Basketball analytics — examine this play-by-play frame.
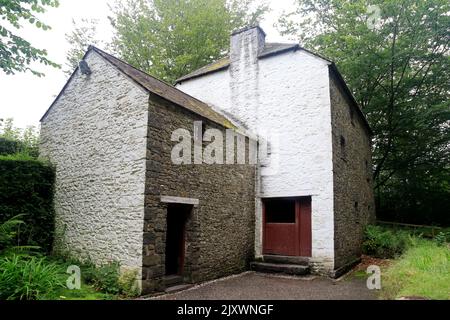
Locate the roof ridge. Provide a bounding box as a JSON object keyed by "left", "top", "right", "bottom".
{"left": 91, "top": 47, "right": 237, "bottom": 129}
{"left": 175, "top": 42, "right": 303, "bottom": 83}
{"left": 176, "top": 56, "right": 231, "bottom": 83}
{"left": 41, "top": 46, "right": 237, "bottom": 129}
{"left": 90, "top": 46, "right": 175, "bottom": 88}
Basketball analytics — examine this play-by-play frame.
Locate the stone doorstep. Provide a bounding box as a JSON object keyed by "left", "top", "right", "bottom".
{"left": 164, "top": 284, "right": 194, "bottom": 294}
{"left": 250, "top": 261, "right": 310, "bottom": 276}
{"left": 164, "top": 274, "right": 184, "bottom": 287}
{"left": 261, "top": 254, "right": 310, "bottom": 266}
{"left": 163, "top": 274, "right": 193, "bottom": 294}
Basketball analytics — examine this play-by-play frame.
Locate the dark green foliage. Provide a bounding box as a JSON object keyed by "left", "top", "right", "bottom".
{"left": 377, "top": 169, "right": 450, "bottom": 225}
{"left": 0, "top": 214, "right": 39, "bottom": 255}
{"left": 55, "top": 254, "right": 121, "bottom": 294}
{"left": 110, "top": 0, "right": 268, "bottom": 83}
{"left": 0, "top": 254, "right": 63, "bottom": 300}
{"left": 0, "top": 157, "right": 55, "bottom": 252}
{"left": 0, "top": 215, "right": 25, "bottom": 251}
{"left": 82, "top": 261, "right": 138, "bottom": 297}
{"left": 82, "top": 261, "right": 121, "bottom": 295}
{"left": 53, "top": 254, "right": 138, "bottom": 297}
{"left": 0, "top": 138, "right": 22, "bottom": 156}
{"left": 279, "top": 0, "right": 450, "bottom": 225}
{"left": 434, "top": 231, "right": 450, "bottom": 247}
{"left": 0, "top": 119, "right": 40, "bottom": 159}
{"left": 362, "top": 225, "right": 415, "bottom": 258}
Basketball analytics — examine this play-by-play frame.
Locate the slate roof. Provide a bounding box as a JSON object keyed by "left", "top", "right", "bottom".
{"left": 176, "top": 57, "right": 231, "bottom": 83}
{"left": 176, "top": 43, "right": 300, "bottom": 83}
{"left": 175, "top": 43, "right": 373, "bottom": 135}
{"left": 40, "top": 46, "right": 237, "bottom": 129}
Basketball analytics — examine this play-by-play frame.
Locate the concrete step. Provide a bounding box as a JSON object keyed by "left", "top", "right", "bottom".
{"left": 250, "top": 261, "right": 310, "bottom": 275}
{"left": 262, "top": 255, "right": 309, "bottom": 266}
{"left": 164, "top": 275, "right": 184, "bottom": 287}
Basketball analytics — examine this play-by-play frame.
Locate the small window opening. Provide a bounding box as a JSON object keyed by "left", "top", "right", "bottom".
{"left": 340, "top": 135, "right": 348, "bottom": 161}
{"left": 340, "top": 135, "right": 346, "bottom": 147}
{"left": 264, "top": 198, "right": 296, "bottom": 223}
{"left": 350, "top": 107, "right": 355, "bottom": 126}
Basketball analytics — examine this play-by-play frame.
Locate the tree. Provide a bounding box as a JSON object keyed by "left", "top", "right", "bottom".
{"left": 278, "top": 0, "right": 450, "bottom": 224}
{"left": 0, "top": 0, "right": 60, "bottom": 76}
{"left": 64, "top": 18, "right": 104, "bottom": 75}
{"left": 0, "top": 118, "right": 39, "bottom": 158}
{"left": 109, "top": 0, "right": 268, "bottom": 83}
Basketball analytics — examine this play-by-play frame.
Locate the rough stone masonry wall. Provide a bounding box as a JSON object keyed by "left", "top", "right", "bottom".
{"left": 330, "top": 73, "right": 376, "bottom": 271}
{"left": 40, "top": 51, "right": 148, "bottom": 281}
{"left": 142, "top": 94, "right": 256, "bottom": 293}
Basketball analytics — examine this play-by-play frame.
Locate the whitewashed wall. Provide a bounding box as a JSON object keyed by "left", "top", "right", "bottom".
{"left": 40, "top": 51, "right": 149, "bottom": 280}
{"left": 177, "top": 43, "right": 335, "bottom": 271}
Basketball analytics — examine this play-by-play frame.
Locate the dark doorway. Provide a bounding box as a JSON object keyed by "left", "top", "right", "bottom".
{"left": 263, "top": 197, "right": 312, "bottom": 257}
{"left": 165, "top": 204, "right": 191, "bottom": 276}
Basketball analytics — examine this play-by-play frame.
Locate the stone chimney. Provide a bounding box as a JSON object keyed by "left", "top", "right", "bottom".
{"left": 229, "top": 26, "right": 266, "bottom": 132}
{"left": 230, "top": 26, "right": 266, "bottom": 63}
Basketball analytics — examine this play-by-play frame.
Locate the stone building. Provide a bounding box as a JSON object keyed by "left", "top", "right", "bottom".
{"left": 40, "top": 26, "right": 375, "bottom": 294}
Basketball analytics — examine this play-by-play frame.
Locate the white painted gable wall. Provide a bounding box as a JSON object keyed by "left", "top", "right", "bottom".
{"left": 176, "top": 29, "right": 335, "bottom": 271}
{"left": 40, "top": 51, "right": 148, "bottom": 283}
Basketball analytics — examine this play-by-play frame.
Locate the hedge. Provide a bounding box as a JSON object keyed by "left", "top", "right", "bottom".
{"left": 0, "top": 138, "right": 22, "bottom": 156}
{"left": 0, "top": 156, "right": 55, "bottom": 252}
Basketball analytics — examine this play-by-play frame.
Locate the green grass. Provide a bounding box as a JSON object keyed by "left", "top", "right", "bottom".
{"left": 42, "top": 282, "right": 114, "bottom": 300}
{"left": 0, "top": 254, "right": 116, "bottom": 300}
{"left": 40, "top": 256, "right": 139, "bottom": 300}
{"left": 381, "top": 240, "right": 450, "bottom": 300}
{"left": 0, "top": 255, "right": 63, "bottom": 300}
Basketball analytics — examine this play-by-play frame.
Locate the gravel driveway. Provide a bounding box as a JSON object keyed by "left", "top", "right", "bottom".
{"left": 149, "top": 272, "right": 377, "bottom": 300}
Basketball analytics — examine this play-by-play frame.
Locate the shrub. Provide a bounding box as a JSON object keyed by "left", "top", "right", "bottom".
{"left": 0, "top": 215, "right": 39, "bottom": 255}
{"left": 82, "top": 261, "right": 121, "bottom": 295}
{"left": 0, "top": 138, "right": 22, "bottom": 156}
{"left": 0, "top": 157, "right": 55, "bottom": 252}
{"left": 0, "top": 215, "right": 25, "bottom": 252}
{"left": 434, "top": 231, "right": 450, "bottom": 247}
{"left": 84, "top": 263, "right": 140, "bottom": 297}
{"left": 0, "top": 119, "right": 40, "bottom": 158}
{"left": 0, "top": 255, "right": 63, "bottom": 300}
{"left": 118, "top": 269, "right": 140, "bottom": 297}
{"left": 362, "top": 225, "right": 416, "bottom": 258}
{"left": 54, "top": 254, "right": 139, "bottom": 297}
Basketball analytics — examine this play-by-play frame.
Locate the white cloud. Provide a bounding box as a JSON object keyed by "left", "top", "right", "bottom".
{"left": 0, "top": 0, "right": 294, "bottom": 129}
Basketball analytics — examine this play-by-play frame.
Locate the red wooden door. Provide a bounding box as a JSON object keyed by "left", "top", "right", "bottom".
{"left": 298, "top": 198, "right": 312, "bottom": 257}
{"left": 263, "top": 197, "right": 311, "bottom": 257}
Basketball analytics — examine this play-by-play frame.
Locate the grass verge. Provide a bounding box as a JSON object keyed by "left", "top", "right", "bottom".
{"left": 381, "top": 240, "right": 450, "bottom": 300}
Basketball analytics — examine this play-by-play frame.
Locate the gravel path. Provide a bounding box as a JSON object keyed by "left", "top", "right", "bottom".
{"left": 150, "top": 272, "right": 377, "bottom": 300}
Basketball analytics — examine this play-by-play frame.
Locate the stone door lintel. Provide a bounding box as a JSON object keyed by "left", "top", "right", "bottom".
{"left": 160, "top": 196, "right": 199, "bottom": 207}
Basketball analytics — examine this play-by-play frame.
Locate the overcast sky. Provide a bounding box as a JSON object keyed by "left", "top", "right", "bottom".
{"left": 0, "top": 0, "right": 296, "bottom": 130}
